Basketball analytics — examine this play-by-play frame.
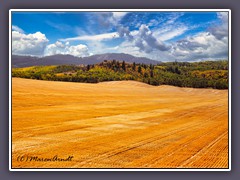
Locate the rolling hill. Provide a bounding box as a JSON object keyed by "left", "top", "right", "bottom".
{"left": 12, "top": 78, "right": 228, "bottom": 168}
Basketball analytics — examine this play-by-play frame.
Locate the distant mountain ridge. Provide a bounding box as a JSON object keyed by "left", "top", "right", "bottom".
{"left": 12, "top": 53, "right": 161, "bottom": 68}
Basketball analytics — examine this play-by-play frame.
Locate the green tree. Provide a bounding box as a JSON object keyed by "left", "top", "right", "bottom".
{"left": 150, "top": 70, "right": 154, "bottom": 78}
{"left": 87, "top": 64, "right": 90, "bottom": 71}
{"left": 138, "top": 66, "right": 142, "bottom": 74}
{"left": 132, "top": 62, "right": 136, "bottom": 71}
{"left": 122, "top": 61, "right": 126, "bottom": 71}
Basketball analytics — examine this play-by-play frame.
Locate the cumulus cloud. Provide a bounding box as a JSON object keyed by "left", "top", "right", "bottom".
{"left": 115, "top": 40, "right": 150, "bottom": 58}
{"left": 111, "top": 13, "right": 186, "bottom": 56}
{"left": 12, "top": 31, "right": 49, "bottom": 56}
{"left": 136, "top": 25, "right": 170, "bottom": 52}
{"left": 116, "top": 16, "right": 229, "bottom": 62}
{"left": 170, "top": 31, "right": 228, "bottom": 61}
{"left": 168, "top": 12, "right": 229, "bottom": 61}
{"left": 119, "top": 24, "right": 170, "bottom": 54}
{"left": 13, "top": 11, "right": 228, "bottom": 61}
{"left": 11, "top": 29, "right": 89, "bottom": 57}
{"left": 209, "top": 12, "right": 228, "bottom": 40}
{"left": 59, "top": 12, "right": 172, "bottom": 57}
{"left": 96, "top": 12, "right": 134, "bottom": 40}
{"left": 217, "top": 12, "right": 228, "bottom": 22}
{"left": 44, "top": 41, "right": 66, "bottom": 55}
{"left": 117, "top": 26, "right": 133, "bottom": 40}
{"left": 67, "top": 44, "right": 89, "bottom": 57}
{"left": 96, "top": 12, "right": 228, "bottom": 61}
{"left": 44, "top": 41, "right": 89, "bottom": 57}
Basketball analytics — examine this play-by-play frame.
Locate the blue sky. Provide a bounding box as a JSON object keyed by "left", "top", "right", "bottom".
{"left": 11, "top": 11, "right": 229, "bottom": 61}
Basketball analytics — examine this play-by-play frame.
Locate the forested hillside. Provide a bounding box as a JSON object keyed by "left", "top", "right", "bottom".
{"left": 12, "top": 60, "right": 228, "bottom": 89}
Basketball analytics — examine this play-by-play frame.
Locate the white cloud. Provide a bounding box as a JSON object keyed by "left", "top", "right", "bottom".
{"left": 114, "top": 40, "right": 173, "bottom": 61}
{"left": 44, "top": 41, "right": 89, "bottom": 57}
{"left": 124, "top": 11, "right": 228, "bottom": 61}
{"left": 60, "top": 32, "right": 119, "bottom": 42}
{"left": 153, "top": 26, "right": 188, "bottom": 41}
{"left": 147, "top": 19, "right": 160, "bottom": 27}
{"left": 12, "top": 25, "right": 24, "bottom": 33}
{"left": 132, "top": 24, "right": 170, "bottom": 53}
{"left": 115, "top": 41, "right": 148, "bottom": 57}
{"left": 112, "top": 12, "right": 128, "bottom": 21}
{"left": 44, "top": 41, "right": 66, "bottom": 55}
{"left": 12, "top": 12, "right": 227, "bottom": 62}
{"left": 114, "top": 25, "right": 228, "bottom": 62}
{"left": 217, "top": 12, "right": 228, "bottom": 23}
{"left": 170, "top": 32, "right": 228, "bottom": 61}
{"left": 165, "top": 12, "right": 184, "bottom": 25}
{"left": 148, "top": 13, "right": 189, "bottom": 42}
{"left": 12, "top": 31, "right": 49, "bottom": 56}
{"left": 168, "top": 12, "right": 229, "bottom": 61}
{"left": 84, "top": 40, "right": 113, "bottom": 55}
{"left": 210, "top": 12, "right": 228, "bottom": 40}
{"left": 97, "top": 12, "right": 128, "bottom": 27}
{"left": 130, "top": 30, "right": 138, "bottom": 36}
{"left": 67, "top": 44, "right": 89, "bottom": 57}
{"left": 46, "top": 21, "right": 72, "bottom": 32}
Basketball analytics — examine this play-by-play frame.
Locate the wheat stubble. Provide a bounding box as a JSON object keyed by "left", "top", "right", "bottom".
{"left": 12, "top": 78, "right": 228, "bottom": 168}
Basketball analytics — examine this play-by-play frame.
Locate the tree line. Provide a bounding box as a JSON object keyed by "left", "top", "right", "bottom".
{"left": 12, "top": 60, "right": 228, "bottom": 89}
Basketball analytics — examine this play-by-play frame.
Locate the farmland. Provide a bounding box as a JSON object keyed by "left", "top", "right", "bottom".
{"left": 12, "top": 78, "right": 228, "bottom": 168}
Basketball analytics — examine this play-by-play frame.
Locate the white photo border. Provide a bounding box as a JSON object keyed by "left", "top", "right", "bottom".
{"left": 9, "top": 9, "right": 231, "bottom": 171}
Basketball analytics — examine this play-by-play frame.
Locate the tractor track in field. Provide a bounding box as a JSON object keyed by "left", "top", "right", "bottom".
{"left": 74, "top": 111, "right": 227, "bottom": 167}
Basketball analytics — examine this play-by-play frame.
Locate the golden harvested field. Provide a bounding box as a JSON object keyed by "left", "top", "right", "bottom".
{"left": 12, "top": 78, "right": 229, "bottom": 169}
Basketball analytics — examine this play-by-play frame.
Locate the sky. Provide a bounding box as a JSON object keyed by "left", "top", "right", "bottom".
{"left": 11, "top": 11, "right": 229, "bottom": 62}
